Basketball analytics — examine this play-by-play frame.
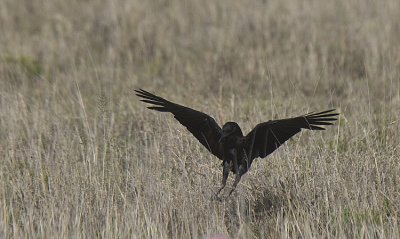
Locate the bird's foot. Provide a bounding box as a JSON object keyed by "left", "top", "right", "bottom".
{"left": 228, "top": 188, "right": 236, "bottom": 197}
{"left": 211, "top": 192, "right": 225, "bottom": 202}
{"left": 213, "top": 195, "right": 223, "bottom": 202}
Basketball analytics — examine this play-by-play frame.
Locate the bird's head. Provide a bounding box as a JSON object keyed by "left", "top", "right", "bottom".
{"left": 219, "top": 122, "right": 243, "bottom": 143}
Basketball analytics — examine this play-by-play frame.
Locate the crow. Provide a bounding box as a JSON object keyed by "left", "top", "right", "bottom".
{"left": 135, "top": 89, "right": 338, "bottom": 195}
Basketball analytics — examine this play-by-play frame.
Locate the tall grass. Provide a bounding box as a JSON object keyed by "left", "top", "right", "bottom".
{"left": 1, "top": 0, "right": 399, "bottom": 238}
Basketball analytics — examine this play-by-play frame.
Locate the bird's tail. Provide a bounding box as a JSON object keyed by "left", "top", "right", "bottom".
{"left": 303, "top": 109, "right": 339, "bottom": 130}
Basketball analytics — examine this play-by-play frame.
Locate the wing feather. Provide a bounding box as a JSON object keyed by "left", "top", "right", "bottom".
{"left": 244, "top": 109, "right": 338, "bottom": 162}
{"left": 135, "top": 89, "right": 223, "bottom": 159}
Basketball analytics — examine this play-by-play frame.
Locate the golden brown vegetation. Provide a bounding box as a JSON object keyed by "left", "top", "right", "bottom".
{"left": 1, "top": 0, "right": 399, "bottom": 238}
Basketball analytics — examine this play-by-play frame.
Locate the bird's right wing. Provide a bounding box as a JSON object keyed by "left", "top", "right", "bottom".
{"left": 135, "top": 89, "right": 223, "bottom": 160}
{"left": 244, "top": 109, "right": 338, "bottom": 161}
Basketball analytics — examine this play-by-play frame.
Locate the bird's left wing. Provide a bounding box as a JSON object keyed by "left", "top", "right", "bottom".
{"left": 135, "top": 89, "right": 223, "bottom": 160}
{"left": 244, "top": 109, "right": 338, "bottom": 162}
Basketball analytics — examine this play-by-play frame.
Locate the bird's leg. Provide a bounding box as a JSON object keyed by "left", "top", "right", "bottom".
{"left": 229, "top": 176, "right": 241, "bottom": 196}
{"left": 217, "top": 161, "right": 230, "bottom": 196}
{"left": 229, "top": 153, "right": 241, "bottom": 196}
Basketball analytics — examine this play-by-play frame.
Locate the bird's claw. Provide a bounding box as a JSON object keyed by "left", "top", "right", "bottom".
{"left": 211, "top": 192, "right": 224, "bottom": 202}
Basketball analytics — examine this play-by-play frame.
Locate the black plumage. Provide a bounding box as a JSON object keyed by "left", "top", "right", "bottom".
{"left": 135, "top": 89, "right": 339, "bottom": 195}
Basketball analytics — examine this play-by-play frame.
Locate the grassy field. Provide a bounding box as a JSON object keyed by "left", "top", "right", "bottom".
{"left": 1, "top": 0, "right": 400, "bottom": 238}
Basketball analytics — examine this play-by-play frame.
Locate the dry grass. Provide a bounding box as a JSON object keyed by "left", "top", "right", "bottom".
{"left": 1, "top": 0, "right": 400, "bottom": 238}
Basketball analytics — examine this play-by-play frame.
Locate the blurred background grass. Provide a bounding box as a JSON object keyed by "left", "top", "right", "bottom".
{"left": 0, "top": 0, "right": 399, "bottom": 238}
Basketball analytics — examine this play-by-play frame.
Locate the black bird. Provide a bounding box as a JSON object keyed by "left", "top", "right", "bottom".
{"left": 135, "top": 89, "right": 338, "bottom": 195}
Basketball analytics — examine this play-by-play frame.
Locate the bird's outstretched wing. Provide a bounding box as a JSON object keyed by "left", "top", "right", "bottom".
{"left": 244, "top": 109, "right": 338, "bottom": 162}
{"left": 135, "top": 89, "right": 223, "bottom": 159}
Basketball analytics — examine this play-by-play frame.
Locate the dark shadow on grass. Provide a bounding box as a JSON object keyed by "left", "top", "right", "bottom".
{"left": 252, "top": 188, "right": 285, "bottom": 219}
